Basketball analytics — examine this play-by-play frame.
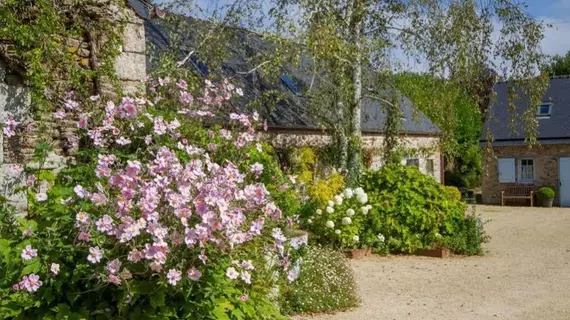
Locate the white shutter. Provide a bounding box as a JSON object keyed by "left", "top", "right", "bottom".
{"left": 498, "top": 158, "right": 516, "bottom": 183}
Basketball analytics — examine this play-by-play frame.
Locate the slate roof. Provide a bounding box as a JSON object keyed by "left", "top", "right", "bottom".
{"left": 129, "top": 0, "right": 440, "bottom": 136}
{"left": 482, "top": 77, "right": 570, "bottom": 145}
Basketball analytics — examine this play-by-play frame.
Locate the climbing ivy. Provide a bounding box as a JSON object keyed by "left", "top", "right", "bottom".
{"left": 0, "top": 0, "right": 125, "bottom": 115}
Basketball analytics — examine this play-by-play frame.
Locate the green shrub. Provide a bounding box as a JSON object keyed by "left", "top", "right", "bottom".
{"left": 280, "top": 246, "right": 359, "bottom": 314}
{"left": 537, "top": 187, "right": 555, "bottom": 200}
{"left": 445, "top": 186, "right": 462, "bottom": 201}
{"left": 443, "top": 213, "right": 489, "bottom": 256}
{"left": 361, "top": 165, "right": 466, "bottom": 253}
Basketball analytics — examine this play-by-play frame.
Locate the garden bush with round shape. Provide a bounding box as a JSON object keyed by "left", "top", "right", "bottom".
{"left": 361, "top": 165, "right": 466, "bottom": 253}
{"left": 0, "top": 78, "right": 307, "bottom": 319}
{"left": 536, "top": 187, "right": 555, "bottom": 200}
{"left": 280, "top": 246, "right": 358, "bottom": 314}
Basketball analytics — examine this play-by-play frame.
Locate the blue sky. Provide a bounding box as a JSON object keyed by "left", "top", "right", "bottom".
{"left": 158, "top": 0, "right": 570, "bottom": 57}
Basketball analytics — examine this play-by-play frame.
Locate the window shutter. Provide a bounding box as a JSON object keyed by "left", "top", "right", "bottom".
{"left": 498, "top": 158, "right": 516, "bottom": 183}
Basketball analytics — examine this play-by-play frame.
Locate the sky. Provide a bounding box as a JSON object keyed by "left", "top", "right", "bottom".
{"left": 158, "top": 0, "right": 570, "bottom": 58}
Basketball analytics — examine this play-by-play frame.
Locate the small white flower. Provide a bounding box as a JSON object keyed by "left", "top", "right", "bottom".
{"left": 316, "top": 209, "right": 322, "bottom": 215}
{"left": 335, "top": 229, "right": 341, "bottom": 235}
{"left": 357, "top": 193, "right": 368, "bottom": 204}
{"left": 353, "top": 235, "right": 359, "bottom": 242}
{"left": 307, "top": 219, "right": 313, "bottom": 224}
{"left": 50, "top": 263, "right": 60, "bottom": 275}
{"left": 361, "top": 205, "right": 372, "bottom": 215}
{"left": 354, "top": 187, "right": 365, "bottom": 196}
{"left": 325, "top": 220, "right": 335, "bottom": 228}
{"left": 343, "top": 188, "right": 354, "bottom": 199}
{"left": 378, "top": 233, "right": 385, "bottom": 242}
{"left": 346, "top": 208, "right": 355, "bottom": 216}
{"left": 342, "top": 217, "right": 352, "bottom": 225}
{"left": 328, "top": 200, "right": 334, "bottom": 207}
{"left": 326, "top": 206, "right": 334, "bottom": 214}
{"left": 334, "top": 195, "right": 343, "bottom": 205}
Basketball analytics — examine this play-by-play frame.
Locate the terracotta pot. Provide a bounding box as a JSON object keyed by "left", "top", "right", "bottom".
{"left": 344, "top": 248, "right": 368, "bottom": 259}
{"left": 414, "top": 248, "right": 449, "bottom": 258}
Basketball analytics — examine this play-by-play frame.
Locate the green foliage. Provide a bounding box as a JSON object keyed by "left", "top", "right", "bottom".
{"left": 361, "top": 165, "right": 466, "bottom": 253}
{"left": 445, "top": 186, "right": 462, "bottom": 202}
{"left": 443, "top": 211, "right": 489, "bottom": 256}
{"left": 280, "top": 246, "right": 358, "bottom": 315}
{"left": 396, "top": 73, "right": 483, "bottom": 188}
{"left": 545, "top": 51, "right": 570, "bottom": 76}
{"left": 537, "top": 187, "right": 555, "bottom": 200}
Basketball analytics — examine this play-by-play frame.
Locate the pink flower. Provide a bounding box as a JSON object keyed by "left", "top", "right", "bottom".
{"left": 90, "top": 95, "right": 100, "bottom": 102}
{"left": 150, "top": 261, "right": 163, "bottom": 272}
{"left": 96, "top": 215, "right": 114, "bottom": 234}
{"left": 107, "top": 259, "right": 122, "bottom": 274}
{"left": 3, "top": 114, "right": 18, "bottom": 137}
{"left": 22, "top": 228, "right": 33, "bottom": 237}
{"left": 50, "top": 263, "right": 60, "bottom": 275}
{"left": 108, "top": 274, "right": 122, "bottom": 285}
{"left": 117, "top": 97, "right": 138, "bottom": 119}
{"left": 74, "top": 185, "right": 88, "bottom": 198}
{"left": 78, "top": 232, "right": 91, "bottom": 242}
{"left": 240, "top": 271, "right": 251, "bottom": 284}
{"left": 167, "top": 269, "right": 182, "bottom": 286}
{"left": 53, "top": 109, "right": 66, "bottom": 119}
{"left": 250, "top": 163, "right": 264, "bottom": 176}
{"left": 177, "top": 79, "right": 188, "bottom": 90}
{"left": 153, "top": 117, "right": 168, "bottom": 135}
{"left": 35, "top": 192, "right": 47, "bottom": 202}
{"left": 21, "top": 245, "right": 38, "bottom": 260}
{"left": 241, "top": 260, "right": 254, "bottom": 271}
{"left": 116, "top": 137, "right": 131, "bottom": 145}
{"left": 240, "top": 294, "right": 248, "bottom": 302}
{"left": 87, "top": 246, "right": 103, "bottom": 264}
{"left": 128, "top": 249, "right": 143, "bottom": 262}
{"left": 226, "top": 267, "right": 239, "bottom": 280}
{"left": 77, "top": 114, "right": 89, "bottom": 129}
{"left": 22, "top": 274, "right": 43, "bottom": 292}
{"left": 187, "top": 267, "right": 202, "bottom": 281}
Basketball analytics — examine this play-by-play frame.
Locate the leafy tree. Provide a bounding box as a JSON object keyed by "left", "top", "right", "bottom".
{"left": 545, "top": 51, "right": 570, "bottom": 76}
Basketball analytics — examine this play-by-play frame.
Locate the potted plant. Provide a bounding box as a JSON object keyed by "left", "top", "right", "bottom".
{"left": 537, "top": 187, "right": 555, "bottom": 207}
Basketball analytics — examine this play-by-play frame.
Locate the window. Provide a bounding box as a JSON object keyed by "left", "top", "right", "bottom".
{"left": 406, "top": 158, "right": 419, "bottom": 167}
{"left": 537, "top": 103, "right": 552, "bottom": 117}
{"left": 519, "top": 158, "right": 535, "bottom": 182}
{"left": 426, "top": 159, "right": 435, "bottom": 176}
{"left": 280, "top": 74, "right": 302, "bottom": 96}
{"left": 498, "top": 158, "right": 516, "bottom": 183}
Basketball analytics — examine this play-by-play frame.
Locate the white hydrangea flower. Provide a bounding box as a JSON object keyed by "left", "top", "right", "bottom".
{"left": 353, "top": 235, "right": 359, "bottom": 242}
{"left": 328, "top": 200, "right": 335, "bottom": 207}
{"left": 343, "top": 188, "right": 354, "bottom": 199}
{"left": 357, "top": 193, "right": 368, "bottom": 204}
{"left": 326, "top": 206, "right": 334, "bottom": 214}
{"left": 326, "top": 220, "right": 335, "bottom": 228}
{"left": 346, "top": 208, "right": 355, "bottom": 216}
{"left": 377, "top": 233, "right": 385, "bottom": 242}
{"left": 361, "top": 204, "right": 372, "bottom": 215}
{"left": 307, "top": 219, "right": 313, "bottom": 224}
{"left": 354, "top": 187, "right": 365, "bottom": 196}
{"left": 341, "top": 217, "right": 352, "bottom": 225}
{"left": 316, "top": 209, "right": 322, "bottom": 215}
{"left": 334, "top": 195, "right": 343, "bottom": 205}
{"left": 335, "top": 229, "right": 341, "bottom": 235}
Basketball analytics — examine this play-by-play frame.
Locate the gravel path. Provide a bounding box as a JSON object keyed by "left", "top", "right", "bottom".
{"left": 296, "top": 205, "right": 570, "bottom": 320}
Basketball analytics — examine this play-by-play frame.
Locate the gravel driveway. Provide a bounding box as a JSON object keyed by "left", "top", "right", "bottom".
{"left": 296, "top": 205, "right": 570, "bottom": 320}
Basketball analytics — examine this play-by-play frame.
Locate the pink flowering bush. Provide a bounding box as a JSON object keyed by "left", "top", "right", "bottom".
{"left": 0, "top": 78, "right": 306, "bottom": 319}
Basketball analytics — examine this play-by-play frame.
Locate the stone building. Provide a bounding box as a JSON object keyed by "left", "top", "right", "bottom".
{"left": 1, "top": 0, "right": 443, "bottom": 208}
{"left": 481, "top": 77, "right": 570, "bottom": 206}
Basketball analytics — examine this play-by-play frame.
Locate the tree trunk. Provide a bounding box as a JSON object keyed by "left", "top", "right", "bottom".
{"left": 345, "top": 0, "right": 363, "bottom": 186}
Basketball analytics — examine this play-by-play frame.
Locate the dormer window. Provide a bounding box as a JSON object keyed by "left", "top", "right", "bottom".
{"left": 537, "top": 103, "right": 552, "bottom": 117}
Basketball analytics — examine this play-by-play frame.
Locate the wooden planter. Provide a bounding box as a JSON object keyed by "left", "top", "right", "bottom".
{"left": 345, "top": 248, "right": 372, "bottom": 259}
{"left": 414, "top": 248, "right": 449, "bottom": 258}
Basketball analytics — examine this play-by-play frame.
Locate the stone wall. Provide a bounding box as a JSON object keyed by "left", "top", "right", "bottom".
{"left": 482, "top": 144, "right": 570, "bottom": 205}
{"left": 0, "top": 4, "right": 147, "bottom": 208}
{"left": 270, "top": 131, "right": 443, "bottom": 182}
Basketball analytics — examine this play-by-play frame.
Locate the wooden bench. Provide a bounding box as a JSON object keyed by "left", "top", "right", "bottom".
{"left": 501, "top": 185, "right": 534, "bottom": 207}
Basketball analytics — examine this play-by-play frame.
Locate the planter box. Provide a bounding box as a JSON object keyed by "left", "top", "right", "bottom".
{"left": 414, "top": 248, "right": 449, "bottom": 258}
{"left": 541, "top": 198, "right": 554, "bottom": 207}
{"left": 344, "top": 248, "right": 371, "bottom": 259}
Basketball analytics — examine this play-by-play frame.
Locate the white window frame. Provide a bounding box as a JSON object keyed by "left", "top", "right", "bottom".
{"left": 426, "top": 159, "right": 435, "bottom": 176}
{"left": 537, "top": 102, "right": 552, "bottom": 117}
{"left": 518, "top": 158, "right": 536, "bottom": 183}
